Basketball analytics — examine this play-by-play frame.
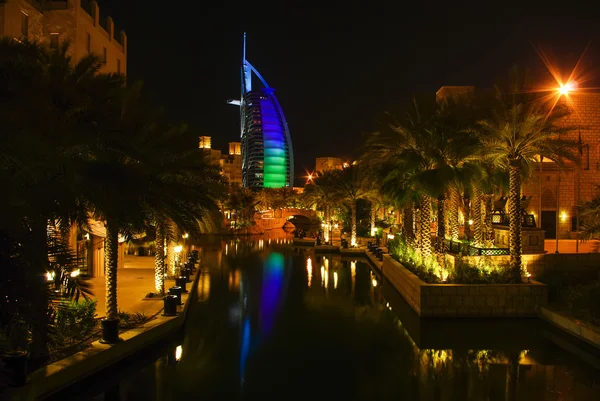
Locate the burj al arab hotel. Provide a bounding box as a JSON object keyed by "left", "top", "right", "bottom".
{"left": 227, "top": 33, "right": 294, "bottom": 189}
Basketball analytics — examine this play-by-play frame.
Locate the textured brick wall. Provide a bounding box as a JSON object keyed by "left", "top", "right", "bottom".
{"left": 523, "top": 93, "right": 600, "bottom": 238}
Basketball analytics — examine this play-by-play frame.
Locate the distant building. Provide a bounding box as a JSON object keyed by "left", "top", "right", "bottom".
{"left": 315, "top": 157, "right": 343, "bottom": 173}
{"left": 199, "top": 136, "right": 243, "bottom": 186}
{"left": 227, "top": 33, "right": 294, "bottom": 189}
{"left": 229, "top": 141, "right": 241, "bottom": 155}
{"left": 0, "top": 0, "right": 127, "bottom": 75}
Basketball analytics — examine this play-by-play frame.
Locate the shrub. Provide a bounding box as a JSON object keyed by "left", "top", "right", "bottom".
{"left": 53, "top": 299, "right": 97, "bottom": 345}
{"left": 388, "top": 235, "right": 513, "bottom": 284}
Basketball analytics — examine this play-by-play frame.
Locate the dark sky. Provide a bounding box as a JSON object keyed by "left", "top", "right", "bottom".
{"left": 98, "top": 1, "right": 600, "bottom": 184}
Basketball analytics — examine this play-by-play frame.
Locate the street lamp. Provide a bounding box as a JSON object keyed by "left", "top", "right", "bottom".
{"left": 174, "top": 245, "right": 183, "bottom": 274}
{"left": 558, "top": 82, "right": 575, "bottom": 96}
{"left": 182, "top": 233, "right": 189, "bottom": 260}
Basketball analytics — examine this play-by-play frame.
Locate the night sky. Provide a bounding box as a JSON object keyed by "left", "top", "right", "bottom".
{"left": 98, "top": 1, "right": 600, "bottom": 185}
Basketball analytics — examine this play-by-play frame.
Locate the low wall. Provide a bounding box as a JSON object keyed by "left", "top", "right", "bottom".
{"left": 9, "top": 266, "right": 202, "bottom": 400}
{"left": 446, "top": 252, "right": 600, "bottom": 281}
{"left": 381, "top": 255, "right": 548, "bottom": 317}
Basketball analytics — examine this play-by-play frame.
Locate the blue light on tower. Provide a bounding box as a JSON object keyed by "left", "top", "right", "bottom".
{"left": 227, "top": 33, "right": 294, "bottom": 189}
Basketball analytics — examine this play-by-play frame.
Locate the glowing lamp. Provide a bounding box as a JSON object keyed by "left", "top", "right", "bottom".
{"left": 174, "top": 245, "right": 183, "bottom": 253}
{"left": 558, "top": 82, "right": 576, "bottom": 95}
{"left": 175, "top": 345, "right": 183, "bottom": 361}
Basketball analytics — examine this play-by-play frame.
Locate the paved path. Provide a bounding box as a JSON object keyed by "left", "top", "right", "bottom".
{"left": 88, "top": 255, "right": 185, "bottom": 319}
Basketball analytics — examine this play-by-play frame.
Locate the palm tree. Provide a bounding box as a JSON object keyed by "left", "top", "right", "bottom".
{"left": 364, "top": 98, "right": 481, "bottom": 257}
{"left": 477, "top": 101, "right": 579, "bottom": 281}
{"left": 0, "top": 38, "right": 125, "bottom": 361}
{"left": 328, "top": 164, "right": 376, "bottom": 247}
{"left": 303, "top": 169, "right": 341, "bottom": 226}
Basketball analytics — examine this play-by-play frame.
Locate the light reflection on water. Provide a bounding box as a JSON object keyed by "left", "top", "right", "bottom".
{"left": 56, "top": 231, "right": 600, "bottom": 401}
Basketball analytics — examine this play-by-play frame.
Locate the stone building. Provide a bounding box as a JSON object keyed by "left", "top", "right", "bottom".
{"left": 522, "top": 93, "right": 600, "bottom": 239}
{"left": 0, "top": 0, "right": 126, "bottom": 75}
{"left": 200, "top": 136, "right": 243, "bottom": 186}
{"left": 1, "top": 0, "right": 127, "bottom": 277}
{"left": 315, "top": 157, "right": 343, "bottom": 173}
{"left": 437, "top": 86, "right": 600, "bottom": 240}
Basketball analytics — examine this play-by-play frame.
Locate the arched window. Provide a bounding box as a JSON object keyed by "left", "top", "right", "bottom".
{"left": 541, "top": 188, "right": 556, "bottom": 210}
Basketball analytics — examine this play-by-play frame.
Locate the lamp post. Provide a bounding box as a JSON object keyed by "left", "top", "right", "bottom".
{"left": 182, "top": 233, "right": 189, "bottom": 260}
{"left": 174, "top": 245, "right": 183, "bottom": 275}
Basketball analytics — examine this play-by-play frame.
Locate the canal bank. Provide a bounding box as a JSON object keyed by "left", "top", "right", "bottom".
{"left": 4, "top": 266, "right": 201, "bottom": 401}
{"left": 18, "top": 233, "right": 600, "bottom": 400}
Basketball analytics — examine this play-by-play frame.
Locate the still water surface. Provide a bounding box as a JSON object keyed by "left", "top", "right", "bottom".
{"left": 59, "top": 231, "right": 600, "bottom": 400}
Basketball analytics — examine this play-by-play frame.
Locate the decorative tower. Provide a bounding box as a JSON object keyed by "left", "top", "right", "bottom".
{"left": 227, "top": 33, "right": 294, "bottom": 189}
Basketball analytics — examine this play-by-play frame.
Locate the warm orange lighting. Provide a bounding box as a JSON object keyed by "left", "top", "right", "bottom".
{"left": 558, "top": 82, "right": 575, "bottom": 95}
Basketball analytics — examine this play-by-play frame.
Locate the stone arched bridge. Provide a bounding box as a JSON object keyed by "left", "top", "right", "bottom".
{"left": 276, "top": 207, "right": 317, "bottom": 220}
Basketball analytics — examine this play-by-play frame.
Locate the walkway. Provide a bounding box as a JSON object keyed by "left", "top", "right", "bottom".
{"left": 88, "top": 255, "right": 179, "bottom": 319}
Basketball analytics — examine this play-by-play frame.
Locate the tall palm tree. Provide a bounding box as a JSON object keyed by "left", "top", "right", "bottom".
{"left": 364, "top": 98, "right": 481, "bottom": 257}
{"left": 329, "top": 164, "right": 376, "bottom": 247}
{"left": 477, "top": 101, "right": 579, "bottom": 281}
{"left": 0, "top": 38, "right": 125, "bottom": 361}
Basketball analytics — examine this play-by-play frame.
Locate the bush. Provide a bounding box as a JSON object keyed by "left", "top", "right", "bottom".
{"left": 53, "top": 299, "right": 97, "bottom": 346}
{"left": 118, "top": 310, "right": 150, "bottom": 329}
{"left": 388, "top": 236, "right": 513, "bottom": 284}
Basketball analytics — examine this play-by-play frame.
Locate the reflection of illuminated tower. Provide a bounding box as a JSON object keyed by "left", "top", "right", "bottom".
{"left": 227, "top": 33, "right": 294, "bottom": 189}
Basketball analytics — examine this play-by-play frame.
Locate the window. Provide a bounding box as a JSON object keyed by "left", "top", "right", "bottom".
{"left": 102, "top": 47, "right": 107, "bottom": 64}
{"left": 86, "top": 32, "right": 91, "bottom": 53}
{"left": 50, "top": 33, "right": 59, "bottom": 49}
{"left": 21, "top": 11, "right": 28, "bottom": 38}
{"left": 117, "top": 59, "right": 121, "bottom": 74}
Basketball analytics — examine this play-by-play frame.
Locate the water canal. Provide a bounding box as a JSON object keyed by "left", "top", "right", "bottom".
{"left": 53, "top": 231, "right": 600, "bottom": 401}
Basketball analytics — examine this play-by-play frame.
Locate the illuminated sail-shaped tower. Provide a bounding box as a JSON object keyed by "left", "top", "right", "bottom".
{"left": 227, "top": 33, "right": 294, "bottom": 189}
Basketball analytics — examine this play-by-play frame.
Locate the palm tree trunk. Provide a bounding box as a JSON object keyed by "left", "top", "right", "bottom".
{"left": 420, "top": 194, "right": 432, "bottom": 258}
{"left": 463, "top": 193, "right": 471, "bottom": 241}
{"left": 508, "top": 163, "right": 523, "bottom": 282}
{"left": 105, "top": 219, "right": 119, "bottom": 320}
{"left": 485, "top": 194, "right": 495, "bottom": 244}
{"left": 436, "top": 195, "right": 445, "bottom": 250}
{"left": 28, "top": 218, "right": 50, "bottom": 368}
{"left": 371, "top": 202, "right": 376, "bottom": 237}
{"left": 154, "top": 223, "right": 165, "bottom": 295}
{"left": 403, "top": 205, "right": 414, "bottom": 241}
{"left": 415, "top": 206, "right": 422, "bottom": 250}
{"left": 351, "top": 201, "right": 357, "bottom": 247}
{"left": 473, "top": 186, "right": 483, "bottom": 247}
{"left": 449, "top": 188, "right": 459, "bottom": 241}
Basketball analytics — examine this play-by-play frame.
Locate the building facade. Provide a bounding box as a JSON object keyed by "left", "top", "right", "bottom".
{"left": 437, "top": 86, "right": 600, "bottom": 239}
{"left": 522, "top": 93, "right": 600, "bottom": 239}
{"left": 200, "top": 136, "right": 243, "bottom": 186}
{"left": 228, "top": 33, "right": 294, "bottom": 189}
{"left": 0, "top": 0, "right": 126, "bottom": 75}
{"left": 1, "top": 0, "right": 127, "bottom": 277}
{"left": 315, "top": 157, "right": 343, "bottom": 173}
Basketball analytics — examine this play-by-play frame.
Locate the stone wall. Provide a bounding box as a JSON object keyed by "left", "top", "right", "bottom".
{"left": 447, "top": 252, "right": 600, "bottom": 281}
{"left": 381, "top": 255, "right": 548, "bottom": 318}
{"left": 522, "top": 93, "right": 600, "bottom": 238}
{"left": 493, "top": 225, "right": 545, "bottom": 253}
